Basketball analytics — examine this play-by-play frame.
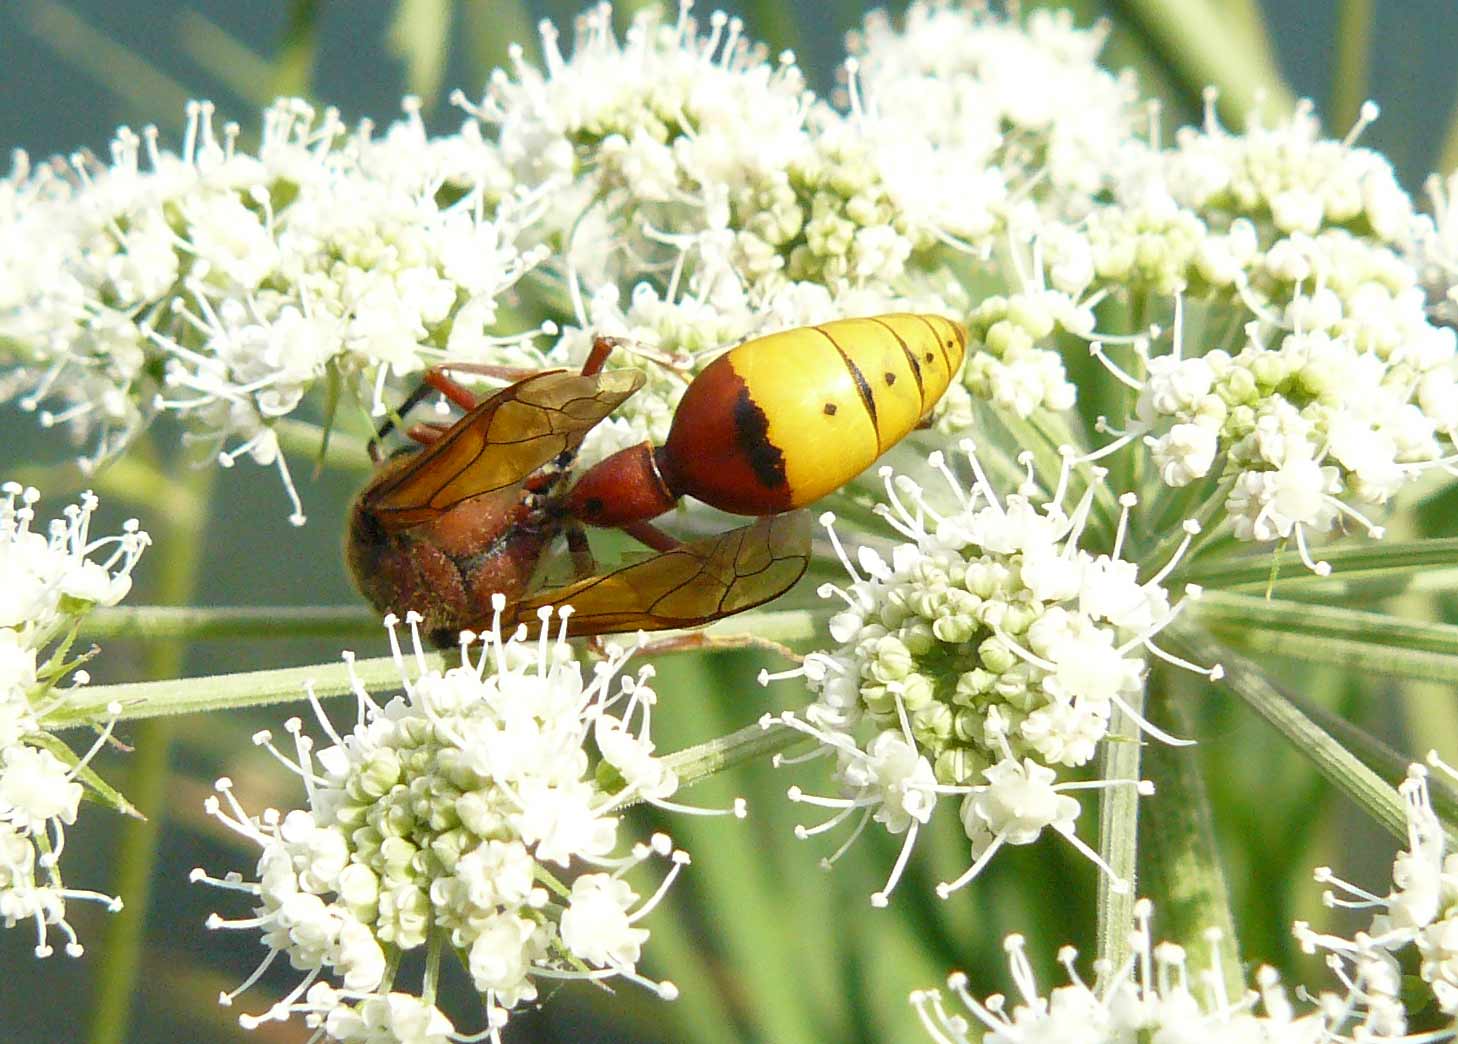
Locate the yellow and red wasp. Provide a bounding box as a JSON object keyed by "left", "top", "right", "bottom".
{"left": 346, "top": 314, "right": 968, "bottom": 644}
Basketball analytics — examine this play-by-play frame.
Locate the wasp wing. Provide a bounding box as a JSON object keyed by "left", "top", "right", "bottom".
{"left": 506, "top": 512, "right": 812, "bottom": 637}
{"left": 365, "top": 368, "right": 644, "bottom": 530}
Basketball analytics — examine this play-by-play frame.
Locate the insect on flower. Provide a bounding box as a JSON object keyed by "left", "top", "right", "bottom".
{"left": 346, "top": 314, "right": 968, "bottom": 645}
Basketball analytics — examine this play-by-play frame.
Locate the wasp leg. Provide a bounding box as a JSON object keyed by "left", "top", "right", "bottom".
{"left": 630, "top": 630, "right": 804, "bottom": 663}
{"left": 564, "top": 522, "right": 597, "bottom": 580}
{"left": 434, "top": 361, "right": 543, "bottom": 383}
{"left": 405, "top": 421, "right": 452, "bottom": 446}
{"left": 369, "top": 368, "right": 483, "bottom": 461}
{"left": 620, "top": 520, "right": 681, "bottom": 552}
{"left": 423, "top": 368, "right": 483, "bottom": 411}
{"left": 582, "top": 336, "right": 623, "bottom": 377}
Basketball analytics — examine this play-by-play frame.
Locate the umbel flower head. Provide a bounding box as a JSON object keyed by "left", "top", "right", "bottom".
{"left": 761, "top": 443, "right": 1216, "bottom": 906}
{"left": 195, "top": 602, "right": 699, "bottom": 1042}
{"left": 0, "top": 482, "right": 149, "bottom": 958}
{"left": 1, "top": 97, "right": 548, "bottom": 522}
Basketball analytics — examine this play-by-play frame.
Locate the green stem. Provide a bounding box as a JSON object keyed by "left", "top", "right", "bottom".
{"left": 88, "top": 463, "right": 212, "bottom": 1044}
{"left": 422, "top": 929, "right": 444, "bottom": 1006}
{"left": 463, "top": 0, "right": 536, "bottom": 72}
{"left": 273, "top": 417, "right": 370, "bottom": 473}
{"left": 58, "top": 609, "right": 819, "bottom": 726}
{"left": 1094, "top": 688, "right": 1145, "bottom": 987}
{"left": 663, "top": 719, "right": 807, "bottom": 789}
{"left": 745, "top": 0, "right": 803, "bottom": 58}
{"left": 1140, "top": 679, "right": 1243, "bottom": 998}
{"left": 53, "top": 650, "right": 446, "bottom": 729}
{"left": 79, "top": 605, "right": 379, "bottom": 642}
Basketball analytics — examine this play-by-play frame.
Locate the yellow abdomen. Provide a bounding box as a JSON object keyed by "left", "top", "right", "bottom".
{"left": 661, "top": 313, "right": 968, "bottom": 514}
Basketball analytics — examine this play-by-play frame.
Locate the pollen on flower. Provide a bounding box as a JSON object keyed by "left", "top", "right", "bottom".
{"left": 194, "top": 604, "right": 693, "bottom": 1041}
{"left": 760, "top": 444, "right": 1211, "bottom": 904}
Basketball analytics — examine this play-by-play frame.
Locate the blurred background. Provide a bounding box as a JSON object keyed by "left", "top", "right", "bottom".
{"left": 2, "top": 1, "right": 1457, "bottom": 1041}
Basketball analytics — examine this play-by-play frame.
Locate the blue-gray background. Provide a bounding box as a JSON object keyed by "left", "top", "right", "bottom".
{"left": 1, "top": 2, "right": 1455, "bottom": 1042}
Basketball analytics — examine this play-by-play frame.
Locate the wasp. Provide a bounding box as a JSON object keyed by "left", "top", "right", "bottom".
{"left": 346, "top": 313, "right": 968, "bottom": 644}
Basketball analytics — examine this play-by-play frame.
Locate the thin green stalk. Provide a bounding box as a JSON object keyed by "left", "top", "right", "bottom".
{"left": 1094, "top": 689, "right": 1144, "bottom": 987}
{"left": 1276, "top": 682, "right": 1458, "bottom": 828}
{"left": 1330, "top": 0, "right": 1374, "bottom": 131}
{"left": 1192, "top": 590, "right": 1458, "bottom": 659}
{"left": 88, "top": 463, "right": 211, "bottom": 1044}
{"left": 1141, "top": 679, "right": 1242, "bottom": 998}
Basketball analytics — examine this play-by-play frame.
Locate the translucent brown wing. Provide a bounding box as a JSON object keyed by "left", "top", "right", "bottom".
{"left": 505, "top": 512, "right": 812, "bottom": 637}
{"left": 364, "top": 368, "right": 645, "bottom": 531}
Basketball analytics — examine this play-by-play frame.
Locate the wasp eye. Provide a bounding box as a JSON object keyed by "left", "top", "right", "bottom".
{"left": 555, "top": 450, "right": 573, "bottom": 467}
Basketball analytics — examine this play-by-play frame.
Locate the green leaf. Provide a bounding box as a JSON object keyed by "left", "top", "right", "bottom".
{"left": 274, "top": 0, "right": 323, "bottom": 98}
{"left": 1330, "top": 0, "right": 1374, "bottom": 130}
{"left": 1109, "top": 0, "right": 1294, "bottom": 125}
{"left": 388, "top": 0, "right": 454, "bottom": 106}
{"left": 461, "top": 0, "right": 534, "bottom": 75}
{"left": 175, "top": 9, "right": 275, "bottom": 107}
{"left": 29, "top": 731, "right": 142, "bottom": 820}
{"left": 1194, "top": 591, "right": 1458, "bottom": 685}
{"left": 1168, "top": 627, "right": 1420, "bottom": 845}
{"left": 23, "top": 1, "right": 193, "bottom": 124}
{"left": 1181, "top": 537, "right": 1458, "bottom": 592}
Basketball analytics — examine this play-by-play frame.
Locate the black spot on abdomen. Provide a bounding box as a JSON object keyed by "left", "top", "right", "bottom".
{"left": 733, "top": 386, "right": 788, "bottom": 491}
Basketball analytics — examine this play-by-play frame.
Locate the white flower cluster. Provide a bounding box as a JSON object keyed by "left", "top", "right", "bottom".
{"left": 1, "top": 97, "right": 546, "bottom": 521}
{"left": 761, "top": 445, "right": 1215, "bottom": 905}
{"left": 916, "top": 756, "right": 1458, "bottom": 1042}
{"left": 196, "top": 604, "right": 694, "bottom": 1042}
{"left": 1124, "top": 282, "right": 1456, "bottom": 568}
{"left": 852, "top": 4, "right": 1139, "bottom": 223}
{"left": 1000, "top": 96, "right": 1453, "bottom": 563}
{"left": 1407, "top": 170, "right": 1458, "bottom": 325}
{"left": 455, "top": 2, "right": 1137, "bottom": 454}
{"left": 0, "top": 483, "right": 148, "bottom": 958}
{"left": 1296, "top": 755, "right": 1458, "bottom": 1023}
{"left": 912, "top": 899, "right": 1417, "bottom": 1043}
